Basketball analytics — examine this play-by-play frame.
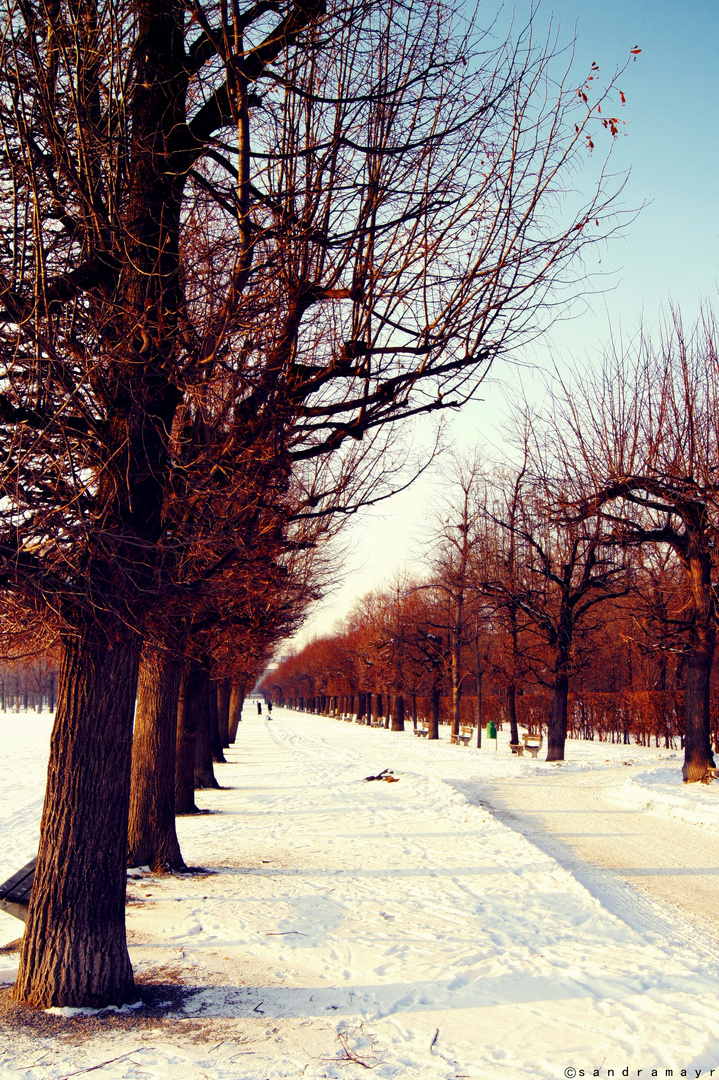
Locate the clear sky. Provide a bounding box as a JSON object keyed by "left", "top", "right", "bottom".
{"left": 290, "top": 0, "right": 719, "bottom": 649}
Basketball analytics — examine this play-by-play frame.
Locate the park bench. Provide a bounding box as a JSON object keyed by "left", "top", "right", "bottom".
{"left": 370, "top": 719, "right": 384, "bottom": 728}
{"left": 0, "top": 856, "right": 36, "bottom": 922}
{"left": 450, "top": 732, "right": 471, "bottom": 745}
{"left": 522, "top": 733, "right": 543, "bottom": 759}
{"left": 413, "top": 726, "right": 429, "bottom": 737}
{"left": 509, "top": 743, "right": 524, "bottom": 755}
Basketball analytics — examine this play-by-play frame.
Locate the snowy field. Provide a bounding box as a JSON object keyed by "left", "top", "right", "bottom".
{"left": 2, "top": 706, "right": 719, "bottom": 1079}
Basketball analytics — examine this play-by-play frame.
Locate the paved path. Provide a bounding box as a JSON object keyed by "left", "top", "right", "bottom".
{"left": 479, "top": 766, "right": 719, "bottom": 938}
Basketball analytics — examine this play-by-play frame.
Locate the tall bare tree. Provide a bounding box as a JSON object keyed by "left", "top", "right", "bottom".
{"left": 0, "top": 0, "right": 625, "bottom": 1007}
{"left": 556, "top": 313, "right": 719, "bottom": 781}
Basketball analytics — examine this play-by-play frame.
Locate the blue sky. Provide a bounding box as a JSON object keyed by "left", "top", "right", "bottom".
{"left": 293, "top": 0, "right": 719, "bottom": 647}
{"left": 542, "top": 0, "right": 718, "bottom": 349}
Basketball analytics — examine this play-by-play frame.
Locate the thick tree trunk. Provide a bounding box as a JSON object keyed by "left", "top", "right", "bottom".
{"left": 505, "top": 683, "right": 519, "bottom": 746}
{"left": 683, "top": 554, "right": 716, "bottom": 782}
{"left": 15, "top": 633, "right": 140, "bottom": 1008}
{"left": 208, "top": 680, "right": 226, "bottom": 764}
{"left": 357, "top": 692, "right": 366, "bottom": 724}
{"left": 228, "top": 681, "right": 245, "bottom": 742}
{"left": 195, "top": 667, "right": 220, "bottom": 788}
{"left": 546, "top": 672, "right": 569, "bottom": 761}
{"left": 127, "top": 645, "right": 185, "bottom": 871}
{"left": 683, "top": 638, "right": 716, "bottom": 781}
{"left": 217, "top": 679, "right": 231, "bottom": 748}
{"left": 391, "top": 694, "right": 405, "bottom": 731}
{"left": 429, "top": 686, "right": 440, "bottom": 740}
{"left": 175, "top": 662, "right": 201, "bottom": 814}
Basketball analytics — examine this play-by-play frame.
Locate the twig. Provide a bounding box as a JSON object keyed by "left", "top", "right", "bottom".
{"left": 265, "top": 931, "right": 305, "bottom": 936}
{"left": 58, "top": 1050, "right": 148, "bottom": 1079}
{"left": 253, "top": 1000, "right": 264, "bottom": 1012}
{"left": 430, "top": 1028, "right": 439, "bottom": 1051}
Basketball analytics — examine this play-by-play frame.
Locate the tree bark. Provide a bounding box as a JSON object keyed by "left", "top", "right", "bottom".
{"left": 505, "top": 683, "right": 520, "bottom": 746}
{"left": 391, "top": 693, "right": 405, "bottom": 731}
{"left": 476, "top": 670, "right": 482, "bottom": 748}
{"left": 127, "top": 644, "right": 185, "bottom": 871}
{"left": 175, "top": 662, "right": 201, "bottom": 814}
{"left": 14, "top": 633, "right": 140, "bottom": 1008}
{"left": 683, "top": 552, "right": 716, "bottom": 781}
{"left": 450, "top": 630, "right": 462, "bottom": 738}
{"left": 195, "top": 667, "right": 220, "bottom": 788}
{"left": 429, "top": 685, "right": 440, "bottom": 740}
{"left": 208, "top": 680, "right": 226, "bottom": 764}
{"left": 546, "top": 671, "right": 569, "bottom": 761}
{"left": 217, "top": 679, "right": 231, "bottom": 748}
{"left": 228, "top": 681, "right": 245, "bottom": 742}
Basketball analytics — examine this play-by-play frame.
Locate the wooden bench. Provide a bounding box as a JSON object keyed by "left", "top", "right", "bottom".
{"left": 509, "top": 743, "right": 524, "bottom": 756}
{"left": 450, "top": 733, "right": 471, "bottom": 746}
{"left": 370, "top": 720, "right": 384, "bottom": 728}
{"left": 413, "top": 727, "right": 429, "bottom": 737}
{"left": 522, "top": 734, "right": 543, "bottom": 759}
{"left": 0, "top": 857, "right": 37, "bottom": 922}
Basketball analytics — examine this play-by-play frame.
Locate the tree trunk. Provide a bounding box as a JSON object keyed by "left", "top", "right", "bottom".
{"left": 505, "top": 683, "right": 519, "bottom": 746}
{"left": 391, "top": 693, "right": 405, "bottom": 731}
{"left": 228, "top": 681, "right": 245, "bottom": 742}
{"left": 175, "top": 662, "right": 202, "bottom": 814}
{"left": 683, "top": 553, "right": 716, "bottom": 782}
{"left": 450, "top": 633, "right": 462, "bottom": 738}
{"left": 217, "top": 679, "right": 231, "bottom": 747}
{"left": 15, "top": 632, "right": 140, "bottom": 1008}
{"left": 476, "top": 670, "right": 482, "bottom": 748}
{"left": 195, "top": 667, "right": 220, "bottom": 788}
{"left": 357, "top": 691, "right": 366, "bottom": 723}
{"left": 208, "top": 680, "right": 226, "bottom": 763}
{"left": 127, "top": 644, "right": 185, "bottom": 871}
{"left": 374, "top": 692, "right": 383, "bottom": 725}
{"left": 429, "top": 685, "right": 440, "bottom": 740}
{"left": 546, "top": 672, "right": 569, "bottom": 761}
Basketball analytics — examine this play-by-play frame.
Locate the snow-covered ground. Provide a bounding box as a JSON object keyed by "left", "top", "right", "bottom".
{"left": 2, "top": 706, "right": 719, "bottom": 1079}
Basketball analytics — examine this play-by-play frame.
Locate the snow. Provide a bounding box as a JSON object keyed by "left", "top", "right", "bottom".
{"left": 613, "top": 763, "right": 719, "bottom": 832}
{"left": 1, "top": 707, "right": 719, "bottom": 1079}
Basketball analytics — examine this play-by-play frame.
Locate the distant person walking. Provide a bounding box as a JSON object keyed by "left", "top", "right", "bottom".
{"left": 257, "top": 701, "right": 262, "bottom": 716}
{"left": 267, "top": 701, "right": 273, "bottom": 716}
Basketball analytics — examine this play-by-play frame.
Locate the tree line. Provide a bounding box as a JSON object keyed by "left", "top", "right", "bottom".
{"left": 264, "top": 314, "right": 719, "bottom": 779}
{"left": 0, "top": 0, "right": 628, "bottom": 1010}
{"left": 0, "top": 660, "right": 58, "bottom": 712}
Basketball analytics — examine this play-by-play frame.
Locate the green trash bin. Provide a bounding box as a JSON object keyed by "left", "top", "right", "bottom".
{"left": 487, "top": 720, "right": 497, "bottom": 740}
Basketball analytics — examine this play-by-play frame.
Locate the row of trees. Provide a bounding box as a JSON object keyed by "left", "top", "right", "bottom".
{"left": 0, "top": 0, "right": 624, "bottom": 1009}
{"left": 265, "top": 315, "right": 719, "bottom": 780}
{"left": 0, "top": 660, "right": 57, "bottom": 712}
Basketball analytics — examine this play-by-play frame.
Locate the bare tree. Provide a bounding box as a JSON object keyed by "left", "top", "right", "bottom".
{"left": 0, "top": 0, "right": 626, "bottom": 1007}
{"left": 481, "top": 443, "right": 631, "bottom": 761}
{"left": 556, "top": 312, "right": 719, "bottom": 781}
{"left": 428, "top": 454, "right": 486, "bottom": 738}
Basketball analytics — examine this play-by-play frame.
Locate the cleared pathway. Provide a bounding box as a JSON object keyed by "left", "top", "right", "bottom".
{"left": 479, "top": 765, "right": 719, "bottom": 937}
